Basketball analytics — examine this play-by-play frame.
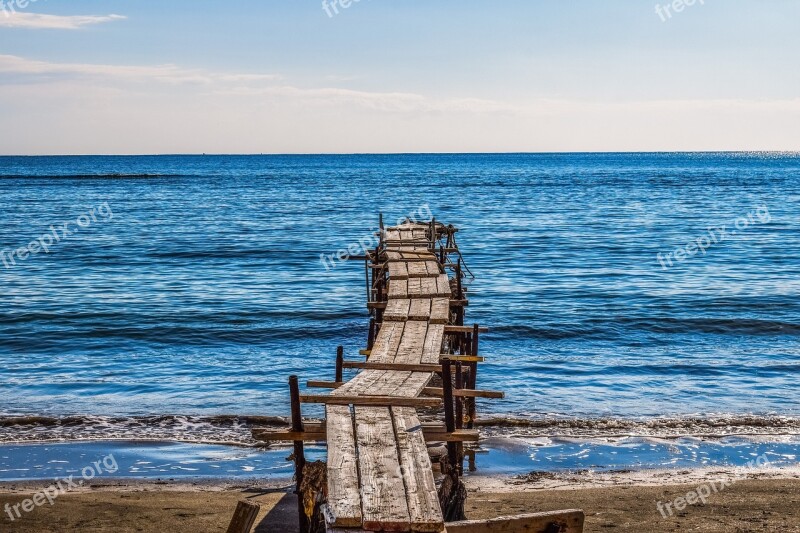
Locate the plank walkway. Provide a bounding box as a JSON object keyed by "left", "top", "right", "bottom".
{"left": 250, "top": 218, "right": 585, "bottom": 533}
{"left": 325, "top": 221, "right": 448, "bottom": 533}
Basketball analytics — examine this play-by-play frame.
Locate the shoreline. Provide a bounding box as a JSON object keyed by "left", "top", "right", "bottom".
{"left": 3, "top": 462, "right": 800, "bottom": 493}
{"left": 3, "top": 435, "right": 800, "bottom": 485}
{"left": 2, "top": 469, "right": 799, "bottom": 532}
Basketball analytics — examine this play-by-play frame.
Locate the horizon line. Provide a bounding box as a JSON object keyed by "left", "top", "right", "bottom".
{"left": 2, "top": 150, "right": 799, "bottom": 158}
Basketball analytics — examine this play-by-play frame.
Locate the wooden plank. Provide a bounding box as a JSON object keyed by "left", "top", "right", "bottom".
{"left": 300, "top": 394, "right": 442, "bottom": 408}
{"left": 430, "top": 298, "right": 450, "bottom": 324}
{"left": 226, "top": 500, "right": 261, "bottom": 533}
{"left": 425, "top": 261, "right": 441, "bottom": 276}
{"left": 252, "top": 429, "right": 326, "bottom": 441}
{"left": 392, "top": 407, "right": 445, "bottom": 532}
{"left": 438, "top": 355, "right": 484, "bottom": 363}
{"left": 421, "top": 324, "right": 445, "bottom": 364}
{"left": 384, "top": 299, "right": 411, "bottom": 322}
{"left": 384, "top": 371, "right": 432, "bottom": 398}
{"left": 394, "top": 320, "right": 429, "bottom": 365}
{"left": 407, "top": 260, "right": 431, "bottom": 278}
{"left": 444, "top": 325, "right": 489, "bottom": 333}
{"left": 388, "top": 261, "right": 409, "bottom": 280}
{"left": 370, "top": 321, "right": 405, "bottom": 362}
{"left": 335, "top": 370, "right": 389, "bottom": 397}
{"left": 354, "top": 407, "right": 412, "bottom": 531}
{"left": 411, "top": 228, "right": 428, "bottom": 240}
{"left": 325, "top": 405, "right": 363, "bottom": 528}
{"left": 306, "top": 380, "right": 343, "bottom": 389}
{"left": 435, "top": 274, "right": 452, "bottom": 297}
{"left": 417, "top": 277, "right": 437, "bottom": 298}
{"left": 406, "top": 278, "right": 422, "bottom": 298}
{"left": 444, "top": 510, "right": 585, "bottom": 533}
{"left": 385, "top": 229, "right": 401, "bottom": 241}
{"left": 366, "top": 370, "right": 412, "bottom": 396}
{"left": 370, "top": 299, "right": 463, "bottom": 311}
{"left": 252, "top": 426, "right": 479, "bottom": 443}
{"left": 359, "top": 370, "right": 431, "bottom": 399}
{"left": 422, "top": 387, "right": 504, "bottom": 399}
{"left": 408, "top": 298, "right": 432, "bottom": 321}
{"left": 342, "top": 361, "right": 461, "bottom": 373}
{"left": 388, "top": 279, "right": 408, "bottom": 299}
{"left": 418, "top": 429, "right": 480, "bottom": 442}
{"left": 386, "top": 252, "right": 437, "bottom": 262}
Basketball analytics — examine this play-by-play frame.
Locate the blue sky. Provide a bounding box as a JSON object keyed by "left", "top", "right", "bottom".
{"left": 1, "top": 0, "right": 799, "bottom": 154}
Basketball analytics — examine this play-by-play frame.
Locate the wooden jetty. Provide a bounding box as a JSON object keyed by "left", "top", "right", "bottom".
{"left": 252, "top": 218, "right": 584, "bottom": 533}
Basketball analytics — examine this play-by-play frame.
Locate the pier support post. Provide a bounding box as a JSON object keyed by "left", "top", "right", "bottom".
{"left": 454, "top": 361, "right": 464, "bottom": 475}
{"left": 335, "top": 346, "right": 344, "bottom": 383}
{"left": 289, "top": 375, "right": 309, "bottom": 533}
{"left": 455, "top": 264, "right": 464, "bottom": 326}
{"left": 367, "top": 318, "right": 376, "bottom": 351}
{"left": 438, "top": 360, "right": 466, "bottom": 521}
{"left": 466, "top": 324, "right": 479, "bottom": 429}
{"left": 441, "top": 359, "right": 458, "bottom": 468}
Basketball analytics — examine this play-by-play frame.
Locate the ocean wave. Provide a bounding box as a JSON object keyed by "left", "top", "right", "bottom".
{"left": 476, "top": 414, "right": 800, "bottom": 439}
{"left": 0, "top": 415, "right": 289, "bottom": 446}
{"left": 4, "top": 414, "right": 800, "bottom": 447}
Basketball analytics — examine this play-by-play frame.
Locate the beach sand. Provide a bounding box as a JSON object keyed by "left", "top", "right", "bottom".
{"left": 2, "top": 468, "right": 799, "bottom": 532}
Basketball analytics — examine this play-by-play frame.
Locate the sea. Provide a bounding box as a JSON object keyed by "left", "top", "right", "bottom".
{"left": 1, "top": 152, "right": 799, "bottom": 480}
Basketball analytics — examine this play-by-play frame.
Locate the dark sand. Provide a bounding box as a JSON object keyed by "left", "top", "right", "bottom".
{"left": 2, "top": 470, "right": 800, "bottom": 532}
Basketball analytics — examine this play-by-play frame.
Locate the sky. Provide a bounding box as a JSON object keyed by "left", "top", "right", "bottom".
{"left": 1, "top": 0, "right": 799, "bottom": 154}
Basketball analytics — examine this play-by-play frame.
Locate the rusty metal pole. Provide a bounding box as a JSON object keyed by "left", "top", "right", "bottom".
{"left": 289, "top": 376, "right": 308, "bottom": 533}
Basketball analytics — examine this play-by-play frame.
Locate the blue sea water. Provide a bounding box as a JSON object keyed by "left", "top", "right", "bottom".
{"left": 1, "top": 153, "right": 799, "bottom": 456}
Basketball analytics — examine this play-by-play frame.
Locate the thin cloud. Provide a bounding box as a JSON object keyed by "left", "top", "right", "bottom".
{"left": 0, "top": 55, "right": 281, "bottom": 85}
{"left": 0, "top": 12, "right": 126, "bottom": 30}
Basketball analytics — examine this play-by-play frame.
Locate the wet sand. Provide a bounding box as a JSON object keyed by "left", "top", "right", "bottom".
{"left": 2, "top": 469, "right": 799, "bottom": 532}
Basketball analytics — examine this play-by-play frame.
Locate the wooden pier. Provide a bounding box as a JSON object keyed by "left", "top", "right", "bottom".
{"left": 251, "top": 218, "right": 584, "bottom": 533}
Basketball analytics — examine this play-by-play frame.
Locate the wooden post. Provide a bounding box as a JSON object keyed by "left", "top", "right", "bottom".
{"left": 370, "top": 255, "right": 376, "bottom": 301}
{"left": 226, "top": 500, "right": 261, "bottom": 533}
{"left": 374, "top": 245, "right": 382, "bottom": 303}
{"left": 441, "top": 358, "right": 458, "bottom": 469}
{"left": 467, "top": 324, "right": 479, "bottom": 429}
{"left": 455, "top": 263, "right": 463, "bottom": 300}
{"left": 335, "top": 346, "right": 344, "bottom": 383}
{"left": 438, "top": 357, "right": 466, "bottom": 522}
{"left": 455, "top": 263, "right": 464, "bottom": 326}
{"left": 454, "top": 361, "right": 464, "bottom": 475}
{"left": 289, "top": 376, "right": 309, "bottom": 533}
{"left": 455, "top": 362, "right": 464, "bottom": 430}
{"left": 367, "top": 318, "right": 375, "bottom": 351}
{"left": 364, "top": 259, "right": 371, "bottom": 303}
